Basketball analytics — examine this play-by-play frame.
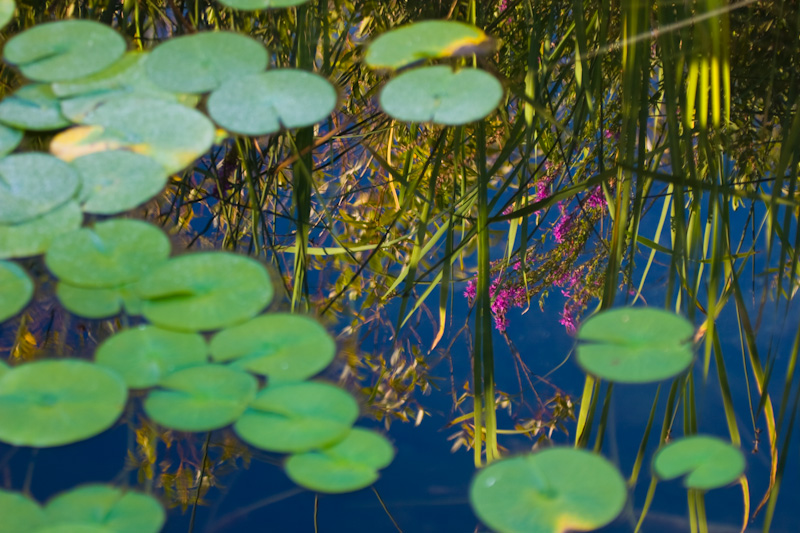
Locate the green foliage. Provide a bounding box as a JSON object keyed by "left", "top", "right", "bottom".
{"left": 0, "top": 260, "right": 32, "bottom": 322}
{"left": 653, "top": 435, "right": 746, "bottom": 490}
{"left": 0, "top": 153, "right": 78, "bottom": 224}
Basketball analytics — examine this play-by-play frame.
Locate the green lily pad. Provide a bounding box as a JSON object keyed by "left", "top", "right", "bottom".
{"left": 0, "top": 84, "right": 69, "bottom": 131}
{"left": 207, "top": 70, "right": 336, "bottom": 135}
{"left": 71, "top": 151, "right": 167, "bottom": 215}
{"left": 146, "top": 32, "right": 268, "bottom": 94}
{"left": 0, "top": 260, "right": 33, "bottom": 321}
{"left": 365, "top": 20, "right": 492, "bottom": 69}
{"left": 0, "top": 152, "right": 79, "bottom": 224}
{"left": 51, "top": 97, "right": 215, "bottom": 173}
{"left": 0, "top": 123, "right": 22, "bottom": 157}
{"left": 57, "top": 283, "right": 125, "bottom": 319}
{"left": 234, "top": 381, "right": 358, "bottom": 453}
{"left": 216, "top": 0, "right": 310, "bottom": 11}
{"left": 45, "top": 485, "right": 164, "bottom": 533}
{"left": 144, "top": 365, "right": 256, "bottom": 432}
{"left": 470, "top": 447, "right": 627, "bottom": 533}
{"left": 45, "top": 219, "right": 170, "bottom": 289}
{"left": 135, "top": 252, "right": 273, "bottom": 332}
{"left": 0, "top": 0, "right": 15, "bottom": 31}
{"left": 95, "top": 325, "right": 208, "bottom": 389}
{"left": 4, "top": 20, "right": 126, "bottom": 82}
{"left": 209, "top": 313, "right": 335, "bottom": 382}
{"left": 0, "top": 489, "right": 46, "bottom": 532}
{"left": 285, "top": 428, "right": 395, "bottom": 493}
{"left": 379, "top": 66, "right": 502, "bottom": 125}
{"left": 653, "top": 435, "right": 745, "bottom": 490}
{"left": 0, "top": 359, "right": 127, "bottom": 447}
{"left": 0, "top": 201, "right": 82, "bottom": 260}
{"left": 0, "top": 361, "right": 7, "bottom": 379}
{"left": 576, "top": 307, "right": 695, "bottom": 383}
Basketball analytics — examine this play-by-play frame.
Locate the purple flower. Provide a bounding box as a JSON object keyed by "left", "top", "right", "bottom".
{"left": 464, "top": 280, "right": 477, "bottom": 303}
{"left": 559, "top": 306, "right": 577, "bottom": 334}
{"left": 586, "top": 186, "right": 606, "bottom": 209}
{"left": 553, "top": 211, "right": 573, "bottom": 243}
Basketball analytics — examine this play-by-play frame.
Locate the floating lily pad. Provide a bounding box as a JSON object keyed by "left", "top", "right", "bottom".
{"left": 95, "top": 325, "right": 208, "bottom": 389}
{"left": 209, "top": 313, "right": 335, "bottom": 382}
{"left": 470, "top": 447, "right": 627, "bottom": 533}
{"left": 379, "top": 66, "right": 502, "bottom": 125}
{"left": 0, "top": 360, "right": 127, "bottom": 447}
{"left": 285, "top": 428, "right": 395, "bottom": 493}
{"left": 216, "top": 0, "right": 310, "bottom": 11}
{"left": 234, "top": 381, "right": 358, "bottom": 453}
{"left": 0, "top": 0, "right": 15, "bottom": 31}
{"left": 576, "top": 307, "right": 695, "bottom": 383}
{"left": 653, "top": 435, "right": 745, "bottom": 490}
{"left": 45, "top": 219, "right": 170, "bottom": 289}
{"left": 146, "top": 32, "right": 268, "bottom": 94}
{"left": 0, "top": 260, "right": 33, "bottom": 321}
{"left": 136, "top": 252, "right": 273, "bottom": 332}
{"left": 365, "top": 20, "right": 492, "bottom": 69}
{"left": 0, "top": 84, "right": 69, "bottom": 131}
{"left": 0, "top": 201, "right": 82, "bottom": 260}
{"left": 45, "top": 485, "right": 164, "bottom": 533}
{"left": 70, "top": 151, "right": 167, "bottom": 215}
{"left": 0, "top": 489, "right": 46, "bottom": 532}
{"left": 207, "top": 70, "right": 336, "bottom": 135}
{"left": 51, "top": 97, "right": 215, "bottom": 173}
{"left": 56, "top": 282, "right": 142, "bottom": 319}
{"left": 0, "top": 152, "right": 79, "bottom": 224}
{"left": 0, "top": 361, "right": 7, "bottom": 379}
{"left": 0, "top": 123, "right": 22, "bottom": 157}
{"left": 4, "top": 20, "right": 126, "bottom": 82}
{"left": 144, "top": 365, "right": 256, "bottom": 432}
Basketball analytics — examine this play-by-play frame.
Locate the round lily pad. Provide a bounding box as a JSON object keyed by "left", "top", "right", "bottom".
{"left": 576, "top": 307, "right": 695, "bottom": 383}
{"left": 0, "top": 361, "right": 8, "bottom": 379}
{"left": 209, "top": 313, "right": 335, "bottom": 382}
{"left": 470, "top": 447, "right": 627, "bottom": 533}
{"left": 57, "top": 283, "right": 125, "bottom": 319}
{"left": 0, "top": 489, "right": 46, "bottom": 532}
{"left": 0, "top": 152, "right": 79, "bottom": 224}
{"left": 216, "top": 0, "right": 310, "bottom": 11}
{"left": 653, "top": 435, "right": 745, "bottom": 490}
{"left": 379, "top": 66, "right": 502, "bottom": 125}
{"left": 0, "top": 123, "right": 22, "bottom": 157}
{"left": 0, "top": 0, "right": 15, "bottom": 31}
{"left": 4, "top": 20, "right": 126, "bottom": 82}
{"left": 207, "top": 70, "right": 336, "bottom": 135}
{"left": 0, "top": 359, "right": 127, "bottom": 447}
{"left": 234, "top": 381, "right": 358, "bottom": 453}
{"left": 146, "top": 32, "right": 268, "bottom": 94}
{"left": 135, "top": 252, "right": 273, "bottom": 332}
{"left": 0, "top": 260, "right": 33, "bottom": 321}
{"left": 285, "top": 428, "right": 395, "bottom": 493}
{"left": 70, "top": 151, "right": 167, "bottom": 215}
{"left": 365, "top": 20, "right": 491, "bottom": 69}
{"left": 0, "top": 201, "right": 82, "bottom": 260}
{"left": 45, "top": 485, "right": 164, "bottom": 533}
{"left": 95, "top": 325, "right": 208, "bottom": 389}
{"left": 0, "top": 83, "right": 69, "bottom": 131}
{"left": 45, "top": 219, "right": 170, "bottom": 289}
{"left": 144, "top": 365, "right": 256, "bottom": 432}
{"left": 51, "top": 97, "right": 215, "bottom": 173}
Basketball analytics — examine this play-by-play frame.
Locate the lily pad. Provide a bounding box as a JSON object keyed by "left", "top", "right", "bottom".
{"left": 0, "top": 0, "right": 15, "bottom": 31}
{"left": 379, "top": 66, "right": 502, "bottom": 125}
{"left": 51, "top": 97, "right": 215, "bottom": 173}
{"left": 285, "top": 428, "right": 395, "bottom": 493}
{"left": 207, "top": 70, "right": 336, "bottom": 135}
{"left": 0, "top": 152, "right": 79, "bottom": 224}
{"left": 144, "top": 365, "right": 256, "bottom": 432}
{"left": 653, "top": 435, "right": 745, "bottom": 490}
{"left": 234, "top": 381, "right": 358, "bottom": 453}
{"left": 576, "top": 307, "right": 695, "bottom": 383}
{"left": 95, "top": 325, "right": 208, "bottom": 389}
{"left": 0, "top": 260, "right": 33, "bottom": 321}
{"left": 0, "top": 489, "right": 46, "bottom": 532}
{"left": 135, "top": 252, "right": 273, "bottom": 332}
{"left": 209, "top": 313, "right": 335, "bottom": 382}
{"left": 470, "top": 447, "right": 627, "bottom": 533}
{"left": 0, "top": 123, "right": 22, "bottom": 157}
{"left": 0, "top": 361, "right": 7, "bottom": 379}
{"left": 145, "top": 32, "right": 268, "bottom": 94}
{"left": 0, "top": 360, "right": 127, "bottom": 447}
{"left": 70, "top": 151, "right": 167, "bottom": 215}
{"left": 0, "top": 84, "right": 69, "bottom": 131}
{"left": 57, "top": 283, "right": 125, "bottom": 319}
{"left": 216, "top": 0, "right": 311, "bottom": 11}
{"left": 4, "top": 20, "right": 126, "bottom": 82}
{"left": 365, "top": 20, "right": 492, "bottom": 69}
{"left": 0, "top": 201, "right": 83, "bottom": 260}
{"left": 45, "top": 219, "right": 170, "bottom": 289}
{"left": 45, "top": 485, "right": 164, "bottom": 533}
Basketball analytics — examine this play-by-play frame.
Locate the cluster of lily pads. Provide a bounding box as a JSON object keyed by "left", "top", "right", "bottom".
{"left": 467, "top": 307, "right": 748, "bottom": 533}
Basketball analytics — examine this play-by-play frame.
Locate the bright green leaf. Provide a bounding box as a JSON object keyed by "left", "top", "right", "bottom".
{"left": 0, "top": 490, "right": 46, "bottom": 532}
{"left": 0, "top": 201, "right": 82, "bottom": 260}
{"left": 653, "top": 435, "right": 745, "bottom": 490}
{"left": 0, "top": 260, "right": 33, "bottom": 321}
{"left": 0, "top": 152, "right": 79, "bottom": 224}
{"left": 45, "top": 485, "right": 164, "bottom": 533}
{"left": 0, "top": 84, "right": 69, "bottom": 131}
